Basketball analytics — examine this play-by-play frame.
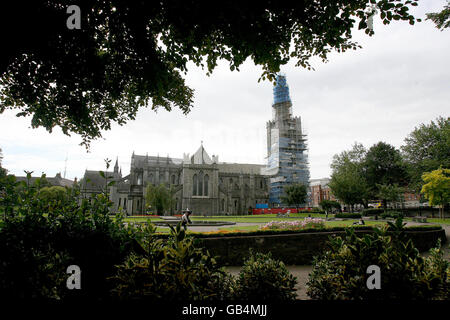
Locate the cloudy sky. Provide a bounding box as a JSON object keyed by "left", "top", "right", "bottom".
{"left": 1, "top": 1, "right": 449, "bottom": 181}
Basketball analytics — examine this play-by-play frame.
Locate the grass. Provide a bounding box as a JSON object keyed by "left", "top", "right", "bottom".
{"left": 124, "top": 213, "right": 327, "bottom": 224}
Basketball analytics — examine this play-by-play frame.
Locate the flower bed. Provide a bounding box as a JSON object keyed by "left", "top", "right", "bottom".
{"left": 260, "top": 217, "right": 326, "bottom": 231}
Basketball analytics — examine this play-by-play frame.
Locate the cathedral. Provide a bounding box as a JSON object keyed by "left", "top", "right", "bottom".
{"left": 80, "top": 74, "right": 309, "bottom": 215}
{"left": 81, "top": 144, "right": 270, "bottom": 215}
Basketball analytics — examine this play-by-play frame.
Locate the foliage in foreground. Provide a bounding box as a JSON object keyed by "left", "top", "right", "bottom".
{"left": 109, "top": 223, "right": 227, "bottom": 300}
{"left": 232, "top": 251, "right": 297, "bottom": 301}
{"left": 306, "top": 218, "right": 449, "bottom": 300}
{"left": 109, "top": 224, "right": 298, "bottom": 301}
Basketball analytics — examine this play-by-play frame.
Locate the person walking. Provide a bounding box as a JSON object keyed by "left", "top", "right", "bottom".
{"left": 181, "top": 209, "right": 192, "bottom": 228}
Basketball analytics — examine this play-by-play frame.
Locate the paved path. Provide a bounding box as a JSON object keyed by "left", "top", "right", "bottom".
{"left": 157, "top": 222, "right": 263, "bottom": 233}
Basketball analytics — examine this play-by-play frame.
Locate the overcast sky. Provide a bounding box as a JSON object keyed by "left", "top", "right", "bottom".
{"left": 0, "top": 1, "right": 449, "bottom": 181}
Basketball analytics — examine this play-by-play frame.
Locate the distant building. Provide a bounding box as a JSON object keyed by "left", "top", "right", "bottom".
{"left": 15, "top": 172, "right": 74, "bottom": 188}
{"left": 309, "top": 178, "right": 335, "bottom": 207}
{"left": 265, "top": 74, "right": 310, "bottom": 206}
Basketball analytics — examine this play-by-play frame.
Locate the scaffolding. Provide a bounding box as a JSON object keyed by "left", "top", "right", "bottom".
{"left": 266, "top": 74, "right": 310, "bottom": 206}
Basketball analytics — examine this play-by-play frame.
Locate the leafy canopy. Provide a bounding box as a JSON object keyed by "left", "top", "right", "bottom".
{"left": 401, "top": 116, "right": 450, "bottom": 192}
{"left": 282, "top": 183, "right": 308, "bottom": 206}
{"left": 0, "top": 0, "right": 420, "bottom": 147}
{"left": 421, "top": 167, "right": 450, "bottom": 207}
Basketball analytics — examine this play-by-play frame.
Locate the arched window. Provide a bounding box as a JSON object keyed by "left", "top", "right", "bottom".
{"left": 137, "top": 175, "right": 142, "bottom": 185}
{"left": 159, "top": 172, "right": 164, "bottom": 183}
{"left": 260, "top": 180, "right": 263, "bottom": 189}
{"left": 149, "top": 174, "right": 153, "bottom": 184}
{"left": 204, "top": 174, "right": 209, "bottom": 196}
{"left": 171, "top": 174, "right": 176, "bottom": 185}
{"left": 193, "top": 174, "right": 198, "bottom": 196}
{"left": 198, "top": 172, "right": 203, "bottom": 196}
{"left": 221, "top": 199, "right": 225, "bottom": 211}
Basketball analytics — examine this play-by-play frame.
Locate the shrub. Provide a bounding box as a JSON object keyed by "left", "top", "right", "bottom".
{"left": 335, "top": 212, "right": 361, "bottom": 219}
{"left": 233, "top": 251, "right": 297, "bottom": 301}
{"left": 109, "top": 222, "right": 227, "bottom": 301}
{"left": 362, "top": 208, "right": 384, "bottom": 216}
{"left": 306, "top": 218, "right": 449, "bottom": 300}
{"left": 380, "top": 211, "right": 404, "bottom": 219}
{"left": 0, "top": 188, "right": 140, "bottom": 301}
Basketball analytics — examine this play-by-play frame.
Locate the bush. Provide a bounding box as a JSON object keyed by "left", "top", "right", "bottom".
{"left": 0, "top": 188, "right": 140, "bottom": 301}
{"left": 380, "top": 211, "right": 404, "bottom": 219}
{"left": 362, "top": 208, "right": 384, "bottom": 216}
{"left": 306, "top": 218, "right": 449, "bottom": 300}
{"left": 109, "top": 222, "right": 227, "bottom": 301}
{"left": 335, "top": 212, "right": 361, "bottom": 219}
{"left": 233, "top": 251, "right": 297, "bottom": 301}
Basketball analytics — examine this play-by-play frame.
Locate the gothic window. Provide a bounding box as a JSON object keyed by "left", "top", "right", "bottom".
{"left": 221, "top": 199, "right": 225, "bottom": 211}
{"left": 204, "top": 174, "right": 209, "bottom": 196}
{"left": 137, "top": 175, "right": 142, "bottom": 185}
{"left": 137, "top": 200, "right": 140, "bottom": 212}
{"left": 119, "top": 198, "right": 121, "bottom": 207}
{"left": 193, "top": 174, "right": 198, "bottom": 196}
{"left": 198, "top": 172, "right": 203, "bottom": 196}
{"left": 260, "top": 180, "right": 263, "bottom": 189}
{"left": 124, "top": 198, "right": 127, "bottom": 208}
{"left": 149, "top": 173, "right": 153, "bottom": 184}
{"left": 171, "top": 174, "right": 176, "bottom": 185}
{"left": 160, "top": 172, "right": 164, "bottom": 183}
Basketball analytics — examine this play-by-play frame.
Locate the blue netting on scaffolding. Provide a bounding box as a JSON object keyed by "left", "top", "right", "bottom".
{"left": 273, "top": 74, "right": 291, "bottom": 104}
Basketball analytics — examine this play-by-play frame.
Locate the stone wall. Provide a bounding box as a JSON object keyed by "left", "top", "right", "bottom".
{"left": 195, "top": 229, "right": 447, "bottom": 265}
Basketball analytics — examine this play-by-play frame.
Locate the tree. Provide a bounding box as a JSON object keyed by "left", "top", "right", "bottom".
{"left": 426, "top": 1, "right": 450, "bottom": 30}
{"left": 319, "top": 200, "right": 341, "bottom": 215}
{"left": 0, "top": 1, "right": 420, "bottom": 147}
{"left": 376, "top": 183, "right": 404, "bottom": 211}
{"left": 363, "top": 142, "right": 408, "bottom": 204}
{"left": 421, "top": 167, "right": 450, "bottom": 219}
{"left": 401, "top": 116, "right": 450, "bottom": 193}
{"left": 145, "top": 183, "right": 175, "bottom": 216}
{"left": 282, "top": 183, "right": 308, "bottom": 208}
{"left": 329, "top": 169, "right": 369, "bottom": 212}
{"left": 329, "top": 142, "right": 370, "bottom": 210}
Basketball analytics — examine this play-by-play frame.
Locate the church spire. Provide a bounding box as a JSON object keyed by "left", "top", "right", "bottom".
{"left": 114, "top": 157, "right": 119, "bottom": 173}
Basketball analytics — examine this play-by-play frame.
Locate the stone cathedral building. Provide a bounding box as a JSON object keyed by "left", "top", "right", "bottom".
{"left": 81, "top": 144, "right": 270, "bottom": 215}
{"left": 80, "top": 74, "right": 309, "bottom": 215}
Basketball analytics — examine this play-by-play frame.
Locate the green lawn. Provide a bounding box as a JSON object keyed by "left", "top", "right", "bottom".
{"left": 123, "top": 213, "right": 327, "bottom": 224}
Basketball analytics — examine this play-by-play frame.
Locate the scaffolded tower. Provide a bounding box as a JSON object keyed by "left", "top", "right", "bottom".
{"left": 266, "top": 74, "right": 310, "bottom": 206}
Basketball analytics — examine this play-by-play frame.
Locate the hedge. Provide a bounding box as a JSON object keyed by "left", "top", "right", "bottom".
{"left": 335, "top": 213, "right": 362, "bottom": 219}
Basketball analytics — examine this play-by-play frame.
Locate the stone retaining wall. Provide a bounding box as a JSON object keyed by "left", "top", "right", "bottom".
{"left": 195, "top": 229, "right": 447, "bottom": 265}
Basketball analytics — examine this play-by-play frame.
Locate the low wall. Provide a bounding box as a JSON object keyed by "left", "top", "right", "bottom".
{"left": 195, "top": 229, "right": 447, "bottom": 266}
